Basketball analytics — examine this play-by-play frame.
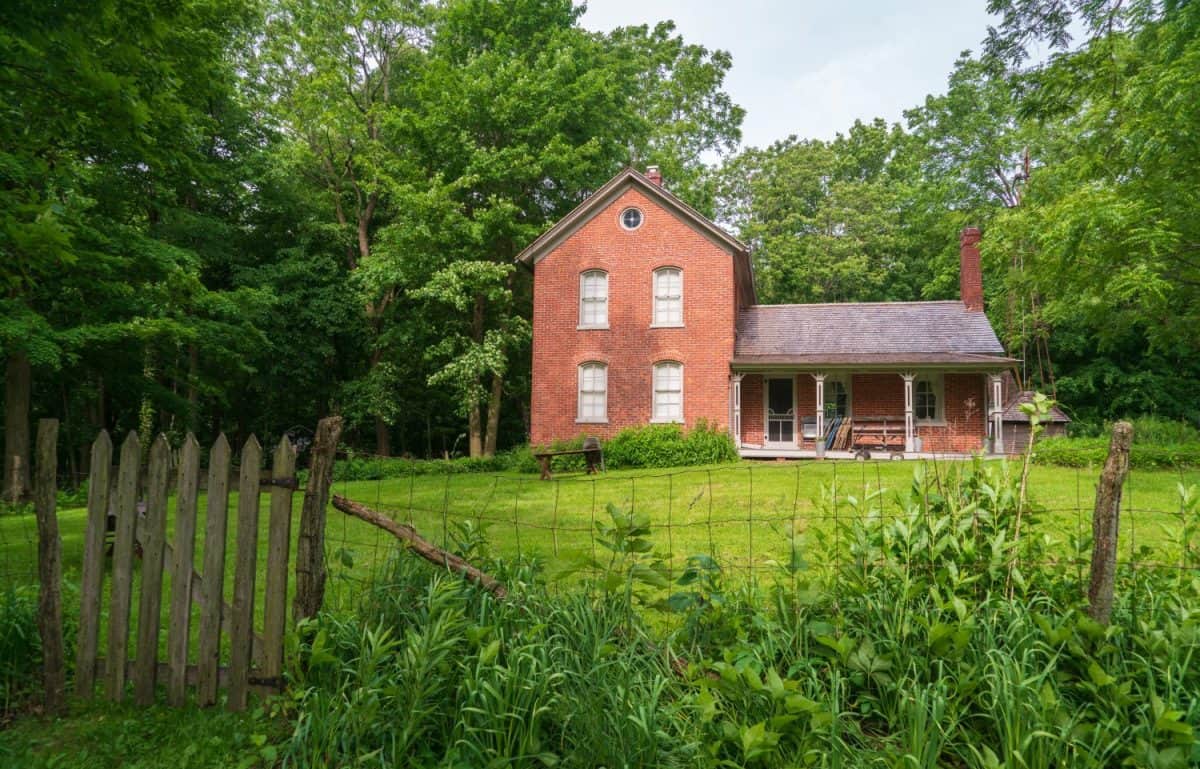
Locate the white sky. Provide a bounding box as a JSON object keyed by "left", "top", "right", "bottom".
{"left": 580, "top": 0, "right": 998, "bottom": 148}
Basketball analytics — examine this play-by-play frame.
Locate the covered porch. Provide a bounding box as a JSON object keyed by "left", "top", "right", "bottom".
{"left": 728, "top": 358, "right": 1014, "bottom": 460}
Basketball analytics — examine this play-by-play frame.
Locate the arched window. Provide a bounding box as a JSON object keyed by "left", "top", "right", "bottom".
{"left": 579, "top": 270, "right": 608, "bottom": 328}
{"left": 577, "top": 362, "right": 607, "bottom": 422}
{"left": 915, "top": 376, "right": 943, "bottom": 422}
{"left": 652, "top": 361, "right": 683, "bottom": 422}
{"left": 652, "top": 267, "right": 683, "bottom": 326}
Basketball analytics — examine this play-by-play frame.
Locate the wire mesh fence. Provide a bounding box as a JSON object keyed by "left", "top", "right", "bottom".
{"left": 316, "top": 457, "right": 1200, "bottom": 610}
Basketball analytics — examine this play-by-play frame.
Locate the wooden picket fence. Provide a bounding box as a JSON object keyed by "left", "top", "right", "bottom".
{"left": 74, "top": 430, "right": 297, "bottom": 710}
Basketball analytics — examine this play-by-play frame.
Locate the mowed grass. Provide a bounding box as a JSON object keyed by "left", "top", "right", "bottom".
{"left": 1, "top": 457, "right": 1196, "bottom": 647}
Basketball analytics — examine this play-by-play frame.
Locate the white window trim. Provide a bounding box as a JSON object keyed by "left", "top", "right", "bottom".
{"left": 650, "top": 267, "right": 684, "bottom": 328}
{"left": 619, "top": 206, "right": 644, "bottom": 231}
{"left": 577, "top": 362, "right": 608, "bottom": 423}
{"left": 650, "top": 361, "right": 684, "bottom": 423}
{"left": 914, "top": 373, "right": 946, "bottom": 425}
{"left": 823, "top": 374, "right": 853, "bottom": 419}
{"left": 577, "top": 270, "right": 609, "bottom": 330}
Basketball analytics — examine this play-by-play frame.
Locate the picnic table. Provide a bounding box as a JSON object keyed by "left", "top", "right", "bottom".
{"left": 533, "top": 437, "right": 605, "bottom": 480}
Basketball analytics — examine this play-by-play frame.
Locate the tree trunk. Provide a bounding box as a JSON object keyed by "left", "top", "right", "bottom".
{"left": 484, "top": 372, "right": 502, "bottom": 457}
{"left": 4, "top": 352, "right": 32, "bottom": 502}
{"left": 375, "top": 416, "right": 391, "bottom": 458}
{"left": 468, "top": 401, "right": 483, "bottom": 458}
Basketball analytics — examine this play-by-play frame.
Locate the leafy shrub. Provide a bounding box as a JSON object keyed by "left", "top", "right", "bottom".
{"left": 1034, "top": 436, "right": 1200, "bottom": 468}
{"left": 0, "top": 586, "right": 40, "bottom": 714}
{"left": 1068, "top": 416, "right": 1200, "bottom": 443}
{"left": 602, "top": 420, "right": 738, "bottom": 469}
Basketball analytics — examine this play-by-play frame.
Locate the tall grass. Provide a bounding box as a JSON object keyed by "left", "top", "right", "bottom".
{"left": 280, "top": 459, "right": 1200, "bottom": 767}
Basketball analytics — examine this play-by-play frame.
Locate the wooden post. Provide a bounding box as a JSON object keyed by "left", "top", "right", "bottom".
{"left": 166, "top": 434, "right": 201, "bottom": 706}
{"left": 294, "top": 416, "right": 342, "bottom": 622}
{"left": 227, "top": 436, "right": 262, "bottom": 712}
{"left": 107, "top": 431, "right": 141, "bottom": 701}
{"left": 262, "top": 437, "right": 296, "bottom": 689}
{"left": 75, "top": 430, "right": 112, "bottom": 696}
{"left": 133, "top": 435, "right": 171, "bottom": 706}
{"left": 196, "top": 434, "right": 231, "bottom": 707}
{"left": 34, "top": 419, "right": 65, "bottom": 714}
{"left": 1087, "top": 421, "right": 1133, "bottom": 625}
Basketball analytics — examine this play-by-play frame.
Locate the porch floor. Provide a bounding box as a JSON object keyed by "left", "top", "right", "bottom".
{"left": 737, "top": 446, "right": 994, "bottom": 461}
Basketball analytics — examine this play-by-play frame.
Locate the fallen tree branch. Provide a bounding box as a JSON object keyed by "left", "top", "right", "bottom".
{"left": 331, "top": 495, "right": 508, "bottom": 599}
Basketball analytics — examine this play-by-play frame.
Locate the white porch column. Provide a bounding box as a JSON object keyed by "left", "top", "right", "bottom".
{"left": 902, "top": 373, "right": 916, "bottom": 453}
{"left": 813, "top": 373, "right": 826, "bottom": 445}
{"left": 730, "top": 374, "right": 743, "bottom": 445}
{"left": 989, "top": 374, "right": 1005, "bottom": 454}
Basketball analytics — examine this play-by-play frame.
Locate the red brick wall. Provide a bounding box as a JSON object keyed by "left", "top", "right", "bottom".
{"left": 917, "top": 373, "right": 987, "bottom": 453}
{"left": 737, "top": 371, "right": 987, "bottom": 453}
{"left": 530, "top": 186, "right": 737, "bottom": 444}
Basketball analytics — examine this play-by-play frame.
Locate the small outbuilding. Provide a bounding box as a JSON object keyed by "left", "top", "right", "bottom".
{"left": 1000, "top": 390, "right": 1070, "bottom": 453}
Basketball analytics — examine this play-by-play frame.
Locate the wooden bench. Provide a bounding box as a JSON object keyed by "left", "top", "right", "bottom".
{"left": 533, "top": 437, "right": 604, "bottom": 480}
{"left": 850, "top": 417, "right": 905, "bottom": 457}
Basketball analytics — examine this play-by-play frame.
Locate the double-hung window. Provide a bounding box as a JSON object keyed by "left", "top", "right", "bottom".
{"left": 914, "top": 376, "right": 943, "bottom": 422}
{"left": 578, "top": 362, "right": 607, "bottom": 422}
{"left": 652, "top": 268, "right": 683, "bottom": 326}
{"left": 579, "top": 270, "right": 608, "bottom": 328}
{"left": 652, "top": 361, "right": 683, "bottom": 422}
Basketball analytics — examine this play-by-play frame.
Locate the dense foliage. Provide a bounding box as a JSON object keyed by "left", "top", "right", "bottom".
{"left": 277, "top": 460, "right": 1200, "bottom": 767}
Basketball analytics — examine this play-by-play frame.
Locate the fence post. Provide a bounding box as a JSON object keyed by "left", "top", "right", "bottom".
{"left": 1087, "top": 421, "right": 1133, "bottom": 625}
{"left": 294, "top": 416, "right": 342, "bottom": 622}
{"left": 34, "top": 419, "right": 65, "bottom": 714}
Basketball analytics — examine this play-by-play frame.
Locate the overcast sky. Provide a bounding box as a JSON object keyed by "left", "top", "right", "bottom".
{"left": 580, "top": 0, "right": 998, "bottom": 149}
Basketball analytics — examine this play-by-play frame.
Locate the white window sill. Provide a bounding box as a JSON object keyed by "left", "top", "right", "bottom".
{"left": 576, "top": 418, "right": 608, "bottom": 424}
{"left": 577, "top": 324, "right": 610, "bottom": 330}
{"left": 650, "top": 418, "right": 684, "bottom": 424}
{"left": 649, "top": 323, "right": 684, "bottom": 329}
{"left": 914, "top": 420, "right": 947, "bottom": 427}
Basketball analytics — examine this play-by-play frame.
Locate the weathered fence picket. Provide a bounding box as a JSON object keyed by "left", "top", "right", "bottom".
{"left": 167, "top": 434, "right": 201, "bottom": 707}
{"left": 133, "top": 436, "right": 171, "bottom": 706}
{"left": 75, "top": 430, "right": 111, "bottom": 696}
{"left": 107, "top": 431, "right": 141, "bottom": 702}
{"left": 197, "top": 434, "right": 231, "bottom": 706}
{"left": 262, "top": 438, "right": 296, "bottom": 690}
{"left": 227, "top": 436, "right": 262, "bottom": 712}
{"left": 74, "top": 429, "right": 296, "bottom": 709}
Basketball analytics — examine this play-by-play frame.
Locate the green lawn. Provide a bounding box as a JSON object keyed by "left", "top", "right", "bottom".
{"left": 3, "top": 457, "right": 1194, "bottom": 623}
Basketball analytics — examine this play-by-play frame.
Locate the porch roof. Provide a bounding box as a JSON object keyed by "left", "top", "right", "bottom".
{"left": 735, "top": 300, "right": 1009, "bottom": 368}
{"left": 731, "top": 352, "right": 1016, "bottom": 371}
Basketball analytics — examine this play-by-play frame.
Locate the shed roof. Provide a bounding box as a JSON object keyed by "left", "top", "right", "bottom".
{"left": 734, "top": 301, "right": 1012, "bottom": 368}
{"left": 1001, "top": 391, "right": 1072, "bottom": 422}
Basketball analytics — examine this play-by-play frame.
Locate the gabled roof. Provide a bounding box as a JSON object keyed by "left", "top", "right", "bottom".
{"left": 1001, "top": 391, "right": 1071, "bottom": 422}
{"left": 515, "top": 167, "right": 750, "bottom": 266}
{"left": 733, "top": 301, "right": 1014, "bottom": 369}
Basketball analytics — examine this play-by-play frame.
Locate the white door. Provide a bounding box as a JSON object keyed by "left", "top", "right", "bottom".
{"left": 764, "top": 377, "right": 796, "bottom": 446}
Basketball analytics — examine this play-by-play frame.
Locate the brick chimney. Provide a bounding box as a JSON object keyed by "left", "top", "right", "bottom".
{"left": 645, "top": 165, "right": 663, "bottom": 186}
{"left": 959, "top": 227, "right": 984, "bottom": 311}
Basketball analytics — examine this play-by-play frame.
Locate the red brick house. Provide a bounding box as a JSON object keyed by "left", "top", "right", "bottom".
{"left": 517, "top": 167, "right": 1018, "bottom": 458}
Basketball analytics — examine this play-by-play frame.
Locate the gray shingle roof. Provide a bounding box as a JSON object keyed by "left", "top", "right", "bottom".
{"left": 1001, "top": 391, "right": 1071, "bottom": 422}
{"left": 734, "top": 301, "right": 1009, "bottom": 366}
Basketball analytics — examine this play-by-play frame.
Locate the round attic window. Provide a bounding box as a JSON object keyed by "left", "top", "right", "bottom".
{"left": 619, "top": 207, "right": 644, "bottom": 230}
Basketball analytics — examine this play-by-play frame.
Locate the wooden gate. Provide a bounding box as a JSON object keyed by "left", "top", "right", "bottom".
{"left": 74, "top": 430, "right": 296, "bottom": 710}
